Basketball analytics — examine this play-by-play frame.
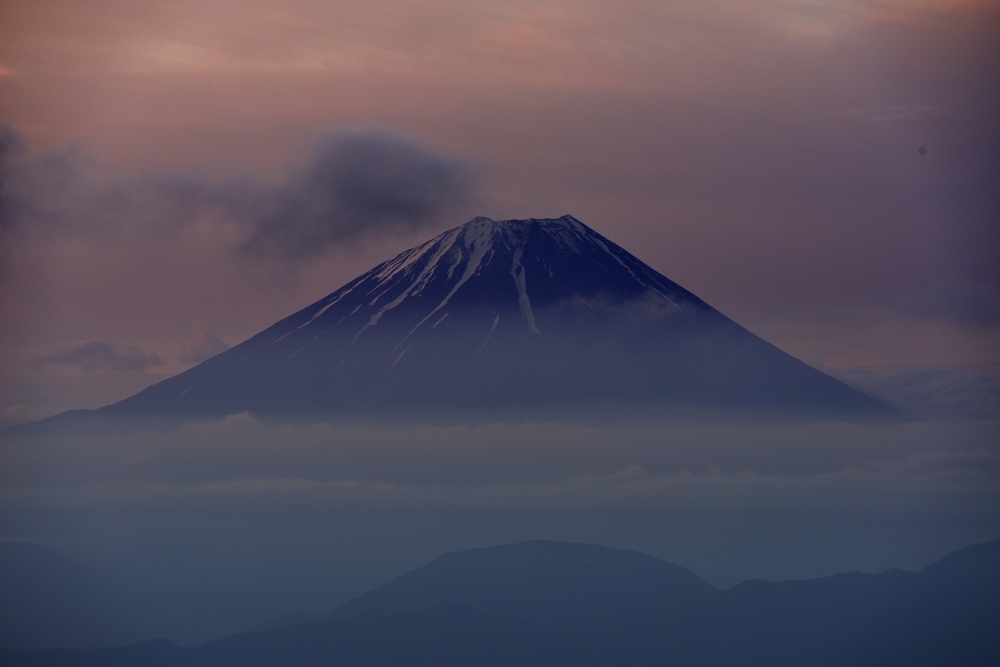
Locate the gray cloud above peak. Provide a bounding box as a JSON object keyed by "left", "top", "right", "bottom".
{"left": 0, "top": 124, "right": 474, "bottom": 267}
{"left": 38, "top": 341, "right": 163, "bottom": 374}
{"left": 241, "top": 127, "right": 475, "bottom": 259}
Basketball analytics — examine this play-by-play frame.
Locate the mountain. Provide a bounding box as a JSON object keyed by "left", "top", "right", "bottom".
{"left": 25, "top": 215, "right": 893, "bottom": 427}
{"left": 917, "top": 536, "right": 1000, "bottom": 583}
{"left": 4, "top": 539, "right": 998, "bottom": 667}
{"left": 327, "top": 540, "right": 715, "bottom": 627}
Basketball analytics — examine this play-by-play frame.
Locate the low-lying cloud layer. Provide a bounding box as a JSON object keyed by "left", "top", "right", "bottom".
{"left": 1, "top": 415, "right": 997, "bottom": 645}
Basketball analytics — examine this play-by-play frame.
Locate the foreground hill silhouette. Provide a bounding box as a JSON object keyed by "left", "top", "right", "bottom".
{"left": 3, "top": 539, "right": 997, "bottom": 666}
{"left": 19, "top": 216, "right": 895, "bottom": 431}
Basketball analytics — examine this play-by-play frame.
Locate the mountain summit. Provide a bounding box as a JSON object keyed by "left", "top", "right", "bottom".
{"left": 73, "top": 215, "right": 893, "bottom": 421}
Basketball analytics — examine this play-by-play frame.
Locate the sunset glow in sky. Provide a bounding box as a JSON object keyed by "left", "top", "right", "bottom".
{"left": 1, "top": 0, "right": 997, "bottom": 423}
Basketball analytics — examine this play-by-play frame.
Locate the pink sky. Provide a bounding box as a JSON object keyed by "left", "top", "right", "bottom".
{"left": 1, "top": 0, "right": 997, "bottom": 423}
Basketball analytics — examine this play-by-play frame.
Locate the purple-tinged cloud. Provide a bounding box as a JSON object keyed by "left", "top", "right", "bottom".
{"left": 38, "top": 341, "right": 163, "bottom": 374}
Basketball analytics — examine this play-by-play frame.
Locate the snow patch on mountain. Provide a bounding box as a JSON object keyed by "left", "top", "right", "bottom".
{"left": 406, "top": 221, "right": 496, "bottom": 337}
{"left": 477, "top": 314, "right": 501, "bottom": 354}
{"left": 510, "top": 245, "right": 540, "bottom": 334}
{"left": 352, "top": 235, "right": 458, "bottom": 343}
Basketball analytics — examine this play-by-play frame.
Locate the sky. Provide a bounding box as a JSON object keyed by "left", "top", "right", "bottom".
{"left": 0, "top": 0, "right": 998, "bottom": 649}
{"left": 0, "top": 0, "right": 997, "bottom": 422}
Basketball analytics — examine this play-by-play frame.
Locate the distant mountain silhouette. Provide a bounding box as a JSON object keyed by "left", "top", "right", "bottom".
{"left": 12, "top": 216, "right": 897, "bottom": 433}
{"left": 328, "top": 540, "right": 715, "bottom": 627}
{"left": 4, "top": 538, "right": 997, "bottom": 666}
{"left": 917, "top": 536, "right": 1000, "bottom": 582}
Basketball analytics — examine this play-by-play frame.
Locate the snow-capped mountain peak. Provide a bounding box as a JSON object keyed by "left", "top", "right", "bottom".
{"left": 78, "top": 215, "right": 894, "bottom": 421}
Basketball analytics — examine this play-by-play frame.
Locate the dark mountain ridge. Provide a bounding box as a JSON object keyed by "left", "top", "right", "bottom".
{"left": 13, "top": 215, "right": 896, "bottom": 430}
{"left": 3, "top": 538, "right": 997, "bottom": 666}
{"left": 327, "top": 540, "right": 715, "bottom": 627}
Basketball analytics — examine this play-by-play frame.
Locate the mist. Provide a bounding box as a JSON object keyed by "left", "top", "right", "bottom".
{"left": 2, "top": 408, "right": 998, "bottom": 648}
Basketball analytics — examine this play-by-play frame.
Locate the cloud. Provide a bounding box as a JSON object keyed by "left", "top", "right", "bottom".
{"left": 240, "top": 127, "right": 474, "bottom": 259}
{"left": 38, "top": 341, "right": 163, "bottom": 374}
{"left": 6, "top": 412, "right": 999, "bottom": 491}
{"left": 0, "top": 124, "right": 473, "bottom": 265}
{"left": 180, "top": 324, "right": 230, "bottom": 364}
{"left": 0, "top": 124, "right": 198, "bottom": 254}
{"left": 0, "top": 124, "right": 476, "bottom": 400}
{"left": 831, "top": 366, "right": 1000, "bottom": 421}
{"left": 2, "top": 414, "right": 997, "bottom": 639}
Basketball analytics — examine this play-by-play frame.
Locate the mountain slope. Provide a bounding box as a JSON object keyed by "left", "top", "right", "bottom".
{"left": 30, "top": 215, "right": 896, "bottom": 425}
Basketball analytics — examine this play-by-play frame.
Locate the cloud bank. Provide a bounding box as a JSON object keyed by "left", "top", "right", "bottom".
{"left": 1, "top": 415, "right": 997, "bottom": 646}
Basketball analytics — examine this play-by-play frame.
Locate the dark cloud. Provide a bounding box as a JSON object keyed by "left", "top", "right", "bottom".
{"left": 38, "top": 341, "right": 163, "bottom": 374}
{"left": 241, "top": 127, "right": 474, "bottom": 259}
{"left": 0, "top": 125, "right": 473, "bottom": 266}
{"left": 179, "top": 325, "right": 230, "bottom": 364}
